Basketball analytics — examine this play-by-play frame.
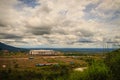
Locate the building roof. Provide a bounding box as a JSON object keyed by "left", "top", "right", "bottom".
{"left": 30, "top": 50, "right": 54, "bottom": 52}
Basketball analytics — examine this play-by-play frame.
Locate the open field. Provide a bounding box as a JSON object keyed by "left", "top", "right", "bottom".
{"left": 0, "top": 55, "right": 88, "bottom": 69}
{"left": 0, "top": 51, "right": 105, "bottom": 70}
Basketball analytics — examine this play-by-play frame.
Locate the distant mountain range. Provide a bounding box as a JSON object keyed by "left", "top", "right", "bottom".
{"left": 29, "top": 48, "right": 116, "bottom": 53}
{"left": 0, "top": 42, "right": 28, "bottom": 52}
{"left": 0, "top": 42, "right": 116, "bottom": 53}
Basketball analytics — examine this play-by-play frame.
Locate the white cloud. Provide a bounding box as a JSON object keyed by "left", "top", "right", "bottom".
{"left": 0, "top": 0, "right": 120, "bottom": 48}
{"left": 90, "top": 0, "right": 120, "bottom": 20}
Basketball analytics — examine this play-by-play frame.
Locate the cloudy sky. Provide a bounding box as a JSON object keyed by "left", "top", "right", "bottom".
{"left": 0, "top": 0, "right": 120, "bottom": 48}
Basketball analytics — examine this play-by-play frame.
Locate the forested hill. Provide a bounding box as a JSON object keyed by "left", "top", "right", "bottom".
{"left": 0, "top": 42, "right": 28, "bottom": 52}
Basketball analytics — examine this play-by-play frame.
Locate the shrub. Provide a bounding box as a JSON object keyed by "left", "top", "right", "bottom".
{"left": 105, "top": 49, "right": 120, "bottom": 80}
{"left": 69, "top": 61, "right": 109, "bottom": 80}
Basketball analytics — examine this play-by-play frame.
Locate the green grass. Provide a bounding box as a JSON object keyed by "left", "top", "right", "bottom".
{"left": 0, "top": 59, "right": 110, "bottom": 80}
{"left": 105, "top": 49, "right": 120, "bottom": 80}
{"left": 0, "top": 64, "right": 72, "bottom": 80}
{"left": 69, "top": 60, "right": 109, "bottom": 80}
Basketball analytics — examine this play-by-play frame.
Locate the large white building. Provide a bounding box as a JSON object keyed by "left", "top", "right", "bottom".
{"left": 29, "top": 50, "right": 56, "bottom": 55}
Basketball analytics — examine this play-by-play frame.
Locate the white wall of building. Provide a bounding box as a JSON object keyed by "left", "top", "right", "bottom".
{"left": 29, "top": 50, "right": 55, "bottom": 55}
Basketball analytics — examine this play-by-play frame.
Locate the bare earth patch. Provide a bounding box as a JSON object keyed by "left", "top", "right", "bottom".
{"left": 74, "top": 67, "right": 87, "bottom": 72}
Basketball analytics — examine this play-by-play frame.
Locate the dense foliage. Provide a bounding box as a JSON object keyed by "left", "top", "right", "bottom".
{"left": 69, "top": 61, "right": 109, "bottom": 80}
{"left": 105, "top": 49, "right": 120, "bottom": 80}
{"left": 69, "top": 48, "right": 120, "bottom": 80}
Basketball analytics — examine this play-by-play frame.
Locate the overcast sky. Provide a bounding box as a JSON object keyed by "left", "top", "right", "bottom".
{"left": 0, "top": 0, "right": 120, "bottom": 48}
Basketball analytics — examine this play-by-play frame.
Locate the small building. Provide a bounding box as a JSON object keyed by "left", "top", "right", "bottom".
{"left": 29, "top": 50, "right": 56, "bottom": 56}
{"left": 35, "top": 63, "right": 58, "bottom": 67}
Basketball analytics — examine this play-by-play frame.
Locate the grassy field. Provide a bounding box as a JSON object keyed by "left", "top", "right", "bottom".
{"left": 0, "top": 51, "right": 104, "bottom": 69}
{"left": 0, "top": 56, "right": 88, "bottom": 69}
{"left": 0, "top": 49, "right": 120, "bottom": 80}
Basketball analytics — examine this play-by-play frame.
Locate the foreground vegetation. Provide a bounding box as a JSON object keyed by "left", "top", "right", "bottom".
{"left": 69, "top": 49, "right": 120, "bottom": 80}
{"left": 0, "top": 49, "right": 120, "bottom": 80}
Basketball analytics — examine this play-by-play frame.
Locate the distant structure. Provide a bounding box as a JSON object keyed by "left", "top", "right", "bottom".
{"left": 29, "top": 50, "right": 60, "bottom": 56}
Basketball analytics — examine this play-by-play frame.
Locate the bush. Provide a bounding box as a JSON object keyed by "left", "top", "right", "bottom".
{"left": 69, "top": 61, "right": 109, "bottom": 80}
{"left": 105, "top": 49, "right": 120, "bottom": 80}
{"left": 0, "top": 64, "right": 72, "bottom": 80}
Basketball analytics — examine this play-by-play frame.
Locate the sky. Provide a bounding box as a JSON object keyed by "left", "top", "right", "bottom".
{"left": 0, "top": 0, "right": 120, "bottom": 48}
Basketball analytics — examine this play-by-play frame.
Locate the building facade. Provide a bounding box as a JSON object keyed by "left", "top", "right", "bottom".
{"left": 29, "top": 50, "right": 56, "bottom": 55}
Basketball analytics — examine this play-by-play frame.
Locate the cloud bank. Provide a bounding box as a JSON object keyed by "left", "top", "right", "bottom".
{"left": 0, "top": 0, "right": 120, "bottom": 48}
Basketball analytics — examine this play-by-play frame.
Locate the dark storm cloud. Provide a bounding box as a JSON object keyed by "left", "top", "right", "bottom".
{"left": 47, "top": 39, "right": 57, "bottom": 44}
{"left": 79, "top": 29, "right": 94, "bottom": 37}
{"left": 15, "top": 40, "right": 28, "bottom": 44}
{"left": 3, "top": 40, "right": 26, "bottom": 44}
{"left": 78, "top": 40, "right": 94, "bottom": 43}
{"left": 29, "top": 27, "right": 51, "bottom": 35}
{"left": 115, "top": 36, "right": 120, "bottom": 39}
{"left": 0, "top": 20, "right": 10, "bottom": 27}
{"left": 0, "top": 33, "right": 22, "bottom": 39}
{"left": 77, "top": 38, "right": 94, "bottom": 43}
{"left": 106, "top": 37, "right": 120, "bottom": 43}
{"left": 106, "top": 41, "right": 116, "bottom": 43}
{"left": 66, "top": 41, "right": 76, "bottom": 45}
{"left": 0, "top": 22, "right": 7, "bottom": 27}
{"left": 53, "top": 28, "right": 68, "bottom": 35}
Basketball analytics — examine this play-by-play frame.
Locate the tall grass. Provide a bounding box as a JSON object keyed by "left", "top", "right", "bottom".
{"left": 0, "top": 64, "right": 71, "bottom": 80}
{"left": 69, "top": 60, "right": 109, "bottom": 80}
{"left": 105, "top": 49, "right": 120, "bottom": 80}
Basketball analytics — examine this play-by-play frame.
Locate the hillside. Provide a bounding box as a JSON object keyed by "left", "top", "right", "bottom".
{"left": 0, "top": 42, "right": 28, "bottom": 52}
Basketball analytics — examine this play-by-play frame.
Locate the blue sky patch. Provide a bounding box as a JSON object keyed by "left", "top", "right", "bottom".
{"left": 19, "top": 0, "right": 40, "bottom": 8}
